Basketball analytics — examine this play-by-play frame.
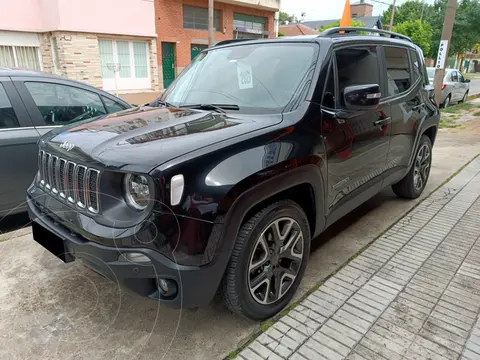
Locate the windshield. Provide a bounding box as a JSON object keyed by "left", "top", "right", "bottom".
{"left": 162, "top": 43, "right": 318, "bottom": 113}
{"left": 427, "top": 68, "right": 435, "bottom": 78}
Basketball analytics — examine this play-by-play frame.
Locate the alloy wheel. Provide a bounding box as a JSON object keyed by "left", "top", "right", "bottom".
{"left": 247, "top": 217, "right": 304, "bottom": 305}
{"left": 413, "top": 143, "right": 431, "bottom": 191}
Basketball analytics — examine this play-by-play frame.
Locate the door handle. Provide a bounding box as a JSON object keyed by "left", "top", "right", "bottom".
{"left": 374, "top": 117, "right": 391, "bottom": 127}
{"left": 412, "top": 103, "right": 425, "bottom": 111}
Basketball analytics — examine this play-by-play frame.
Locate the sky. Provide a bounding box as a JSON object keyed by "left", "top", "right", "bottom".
{"left": 280, "top": 0, "right": 434, "bottom": 22}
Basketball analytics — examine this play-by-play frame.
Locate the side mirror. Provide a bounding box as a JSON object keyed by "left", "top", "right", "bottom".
{"left": 343, "top": 84, "right": 381, "bottom": 110}
{"left": 464, "top": 79, "right": 471, "bottom": 83}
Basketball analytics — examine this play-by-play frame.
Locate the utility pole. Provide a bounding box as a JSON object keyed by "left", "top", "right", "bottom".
{"left": 208, "top": 0, "right": 214, "bottom": 47}
{"left": 434, "top": 0, "right": 457, "bottom": 105}
{"left": 389, "top": 0, "right": 396, "bottom": 30}
{"left": 420, "top": 1, "right": 426, "bottom": 21}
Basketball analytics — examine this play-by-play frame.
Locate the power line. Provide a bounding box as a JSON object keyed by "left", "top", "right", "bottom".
{"left": 369, "top": 0, "right": 393, "bottom": 6}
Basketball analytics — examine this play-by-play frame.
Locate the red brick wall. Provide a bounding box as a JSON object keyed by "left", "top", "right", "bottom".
{"left": 155, "top": 0, "right": 275, "bottom": 70}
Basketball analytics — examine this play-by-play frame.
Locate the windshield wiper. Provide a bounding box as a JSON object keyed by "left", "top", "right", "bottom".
{"left": 146, "top": 98, "right": 176, "bottom": 108}
{"left": 179, "top": 103, "right": 240, "bottom": 113}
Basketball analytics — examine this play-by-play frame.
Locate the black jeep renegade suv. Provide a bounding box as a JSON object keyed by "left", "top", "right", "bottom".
{"left": 27, "top": 28, "right": 439, "bottom": 320}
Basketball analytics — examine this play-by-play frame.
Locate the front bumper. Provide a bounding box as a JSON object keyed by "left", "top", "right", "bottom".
{"left": 27, "top": 195, "right": 223, "bottom": 309}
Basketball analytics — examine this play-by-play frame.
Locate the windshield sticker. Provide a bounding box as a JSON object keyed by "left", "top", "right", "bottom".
{"left": 236, "top": 63, "right": 253, "bottom": 89}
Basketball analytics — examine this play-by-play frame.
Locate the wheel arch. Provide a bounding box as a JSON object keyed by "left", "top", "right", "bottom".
{"left": 210, "top": 164, "right": 325, "bottom": 282}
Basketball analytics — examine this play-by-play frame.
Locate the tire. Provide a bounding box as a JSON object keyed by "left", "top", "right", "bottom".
{"left": 392, "top": 135, "right": 432, "bottom": 199}
{"left": 442, "top": 94, "right": 451, "bottom": 108}
{"left": 461, "top": 91, "right": 469, "bottom": 103}
{"left": 221, "top": 200, "right": 311, "bottom": 320}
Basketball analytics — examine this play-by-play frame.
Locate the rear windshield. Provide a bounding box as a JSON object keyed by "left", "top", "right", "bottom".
{"left": 162, "top": 43, "right": 319, "bottom": 113}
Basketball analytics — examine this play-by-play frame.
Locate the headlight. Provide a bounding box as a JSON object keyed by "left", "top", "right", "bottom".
{"left": 123, "top": 174, "right": 151, "bottom": 211}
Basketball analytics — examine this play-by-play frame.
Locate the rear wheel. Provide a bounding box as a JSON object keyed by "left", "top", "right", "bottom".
{"left": 392, "top": 135, "right": 432, "bottom": 199}
{"left": 221, "top": 200, "right": 310, "bottom": 320}
{"left": 442, "top": 94, "right": 451, "bottom": 108}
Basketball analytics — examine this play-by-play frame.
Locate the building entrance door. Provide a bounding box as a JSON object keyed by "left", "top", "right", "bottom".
{"left": 161, "top": 42, "right": 175, "bottom": 89}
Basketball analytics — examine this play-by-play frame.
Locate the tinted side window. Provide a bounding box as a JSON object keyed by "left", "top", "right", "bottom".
{"left": 458, "top": 72, "right": 465, "bottom": 83}
{"left": 25, "top": 82, "right": 107, "bottom": 126}
{"left": 384, "top": 46, "right": 411, "bottom": 96}
{"left": 102, "top": 96, "right": 127, "bottom": 113}
{"left": 409, "top": 49, "right": 421, "bottom": 82}
{"left": 335, "top": 46, "right": 380, "bottom": 107}
{"left": 0, "top": 84, "right": 20, "bottom": 129}
{"left": 322, "top": 62, "right": 335, "bottom": 109}
{"left": 451, "top": 71, "right": 459, "bottom": 82}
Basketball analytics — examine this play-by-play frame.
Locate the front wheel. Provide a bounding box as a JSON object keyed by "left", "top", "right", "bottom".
{"left": 461, "top": 91, "right": 469, "bottom": 103}
{"left": 221, "top": 200, "right": 310, "bottom": 320}
{"left": 392, "top": 135, "right": 432, "bottom": 199}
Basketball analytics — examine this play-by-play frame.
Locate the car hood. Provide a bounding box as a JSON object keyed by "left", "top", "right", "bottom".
{"left": 40, "top": 106, "right": 281, "bottom": 170}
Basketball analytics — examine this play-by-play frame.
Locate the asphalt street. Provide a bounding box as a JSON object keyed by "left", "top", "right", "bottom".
{"left": 470, "top": 78, "right": 480, "bottom": 95}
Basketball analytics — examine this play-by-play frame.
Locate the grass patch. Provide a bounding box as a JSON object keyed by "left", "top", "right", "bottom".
{"left": 439, "top": 117, "right": 460, "bottom": 128}
{"left": 473, "top": 111, "right": 480, "bottom": 117}
{"left": 260, "top": 319, "right": 275, "bottom": 332}
{"left": 440, "top": 102, "right": 478, "bottom": 114}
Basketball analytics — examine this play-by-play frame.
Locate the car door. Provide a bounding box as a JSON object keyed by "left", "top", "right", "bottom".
{"left": 321, "top": 45, "right": 390, "bottom": 219}
{"left": 0, "top": 78, "right": 40, "bottom": 216}
{"left": 450, "top": 71, "right": 461, "bottom": 101}
{"left": 12, "top": 78, "right": 110, "bottom": 138}
{"left": 457, "top": 71, "right": 469, "bottom": 99}
{"left": 382, "top": 46, "right": 429, "bottom": 184}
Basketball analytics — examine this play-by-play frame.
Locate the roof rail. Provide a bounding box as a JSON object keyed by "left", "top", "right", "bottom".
{"left": 213, "top": 38, "right": 257, "bottom": 47}
{"left": 318, "top": 27, "right": 412, "bottom": 42}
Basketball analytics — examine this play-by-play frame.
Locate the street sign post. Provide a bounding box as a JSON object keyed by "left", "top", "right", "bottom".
{"left": 436, "top": 40, "right": 449, "bottom": 69}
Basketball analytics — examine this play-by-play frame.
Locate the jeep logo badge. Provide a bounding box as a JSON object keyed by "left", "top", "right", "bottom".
{"left": 59, "top": 141, "right": 75, "bottom": 151}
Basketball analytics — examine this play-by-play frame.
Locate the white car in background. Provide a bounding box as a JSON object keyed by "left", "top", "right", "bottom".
{"left": 427, "top": 67, "right": 471, "bottom": 107}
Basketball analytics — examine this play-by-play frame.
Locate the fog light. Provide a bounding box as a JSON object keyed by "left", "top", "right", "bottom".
{"left": 118, "top": 252, "right": 151, "bottom": 263}
{"left": 157, "top": 278, "right": 178, "bottom": 297}
{"left": 158, "top": 278, "right": 169, "bottom": 292}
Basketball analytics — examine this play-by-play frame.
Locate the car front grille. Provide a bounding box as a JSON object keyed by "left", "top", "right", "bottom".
{"left": 38, "top": 150, "right": 100, "bottom": 213}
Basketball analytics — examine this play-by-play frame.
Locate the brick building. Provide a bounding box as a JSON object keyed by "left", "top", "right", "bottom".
{"left": 155, "top": 0, "right": 280, "bottom": 88}
{"left": 0, "top": 0, "right": 279, "bottom": 93}
{"left": 0, "top": 0, "right": 159, "bottom": 94}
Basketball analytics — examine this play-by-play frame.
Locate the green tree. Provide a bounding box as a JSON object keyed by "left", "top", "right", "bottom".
{"left": 279, "top": 11, "right": 295, "bottom": 25}
{"left": 381, "top": 0, "right": 434, "bottom": 27}
{"left": 318, "top": 19, "right": 365, "bottom": 31}
{"left": 394, "top": 20, "right": 433, "bottom": 55}
{"left": 428, "top": 0, "right": 480, "bottom": 59}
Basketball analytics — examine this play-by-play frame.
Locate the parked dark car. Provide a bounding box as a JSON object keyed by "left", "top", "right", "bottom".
{"left": 27, "top": 28, "right": 439, "bottom": 320}
{"left": 0, "top": 68, "right": 132, "bottom": 217}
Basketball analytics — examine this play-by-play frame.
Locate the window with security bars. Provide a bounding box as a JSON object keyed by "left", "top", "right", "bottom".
{"left": 183, "top": 5, "right": 220, "bottom": 31}
{"left": 233, "top": 13, "right": 266, "bottom": 32}
{"left": 0, "top": 45, "right": 41, "bottom": 70}
{"left": 98, "top": 39, "right": 148, "bottom": 79}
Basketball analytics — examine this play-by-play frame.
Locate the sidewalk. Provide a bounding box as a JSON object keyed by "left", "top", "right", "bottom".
{"left": 235, "top": 156, "right": 480, "bottom": 360}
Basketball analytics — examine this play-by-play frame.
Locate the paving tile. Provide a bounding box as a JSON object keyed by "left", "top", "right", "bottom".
{"left": 288, "top": 353, "right": 308, "bottom": 360}
{"left": 238, "top": 347, "right": 264, "bottom": 360}
{"left": 333, "top": 309, "right": 372, "bottom": 333}
{"left": 310, "top": 332, "right": 351, "bottom": 357}
{"left": 354, "top": 344, "right": 390, "bottom": 360}
{"left": 420, "top": 321, "right": 466, "bottom": 353}
{"left": 319, "top": 323, "right": 358, "bottom": 348}
{"left": 381, "top": 307, "right": 425, "bottom": 333}
{"left": 358, "top": 336, "right": 403, "bottom": 360}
